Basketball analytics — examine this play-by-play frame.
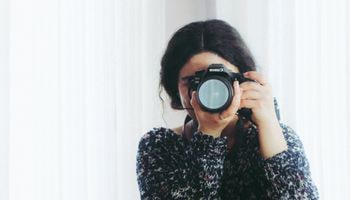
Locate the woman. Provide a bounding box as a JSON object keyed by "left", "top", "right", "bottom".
{"left": 136, "top": 19, "right": 319, "bottom": 199}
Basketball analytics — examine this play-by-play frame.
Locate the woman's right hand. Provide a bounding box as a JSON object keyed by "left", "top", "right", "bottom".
{"left": 190, "top": 80, "right": 242, "bottom": 138}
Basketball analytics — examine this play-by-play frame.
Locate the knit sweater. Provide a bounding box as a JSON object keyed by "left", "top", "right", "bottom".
{"left": 136, "top": 122, "right": 319, "bottom": 199}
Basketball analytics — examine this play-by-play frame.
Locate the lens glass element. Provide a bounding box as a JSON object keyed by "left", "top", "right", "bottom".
{"left": 198, "top": 79, "right": 229, "bottom": 110}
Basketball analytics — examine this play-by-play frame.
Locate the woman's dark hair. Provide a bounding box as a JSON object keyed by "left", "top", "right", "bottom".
{"left": 160, "top": 19, "right": 256, "bottom": 110}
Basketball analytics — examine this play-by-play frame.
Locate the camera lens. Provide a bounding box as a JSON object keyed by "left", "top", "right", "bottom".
{"left": 197, "top": 78, "right": 230, "bottom": 111}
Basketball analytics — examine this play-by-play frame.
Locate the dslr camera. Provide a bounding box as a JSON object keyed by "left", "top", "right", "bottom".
{"left": 187, "top": 63, "right": 253, "bottom": 120}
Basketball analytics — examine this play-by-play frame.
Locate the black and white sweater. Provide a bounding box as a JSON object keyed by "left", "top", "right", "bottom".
{"left": 136, "top": 121, "right": 319, "bottom": 199}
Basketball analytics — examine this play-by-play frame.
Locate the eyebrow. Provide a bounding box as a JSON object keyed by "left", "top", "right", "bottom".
{"left": 180, "top": 75, "right": 193, "bottom": 81}
{"left": 179, "top": 66, "right": 207, "bottom": 80}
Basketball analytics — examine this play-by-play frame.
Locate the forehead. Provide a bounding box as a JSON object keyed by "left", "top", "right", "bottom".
{"left": 179, "top": 52, "right": 239, "bottom": 79}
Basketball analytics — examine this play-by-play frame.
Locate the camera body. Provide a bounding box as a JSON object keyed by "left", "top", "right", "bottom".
{"left": 188, "top": 63, "right": 253, "bottom": 120}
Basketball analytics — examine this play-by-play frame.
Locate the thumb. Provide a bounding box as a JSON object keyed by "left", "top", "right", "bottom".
{"left": 190, "top": 91, "right": 200, "bottom": 111}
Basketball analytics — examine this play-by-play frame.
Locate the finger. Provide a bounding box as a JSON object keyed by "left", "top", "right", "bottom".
{"left": 232, "top": 80, "right": 242, "bottom": 107}
{"left": 190, "top": 91, "right": 207, "bottom": 121}
{"left": 220, "top": 80, "right": 241, "bottom": 119}
{"left": 240, "top": 81, "right": 263, "bottom": 91}
{"left": 244, "top": 71, "right": 269, "bottom": 86}
{"left": 190, "top": 91, "right": 201, "bottom": 112}
{"left": 240, "top": 99, "right": 257, "bottom": 109}
{"left": 241, "top": 90, "right": 261, "bottom": 100}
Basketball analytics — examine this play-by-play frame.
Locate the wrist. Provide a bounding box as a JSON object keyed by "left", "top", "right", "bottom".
{"left": 257, "top": 119, "right": 287, "bottom": 159}
{"left": 256, "top": 115, "right": 280, "bottom": 129}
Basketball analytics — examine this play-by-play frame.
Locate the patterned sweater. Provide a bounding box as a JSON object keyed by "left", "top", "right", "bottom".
{"left": 136, "top": 122, "right": 319, "bottom": 199}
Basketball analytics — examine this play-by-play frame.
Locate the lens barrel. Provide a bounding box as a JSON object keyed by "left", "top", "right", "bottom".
{"left": 188, "top": 64, "right": 253, "bottom": 119}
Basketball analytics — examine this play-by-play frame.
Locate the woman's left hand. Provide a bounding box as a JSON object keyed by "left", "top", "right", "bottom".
{"left": 240, "top": 71, "right": 288, "bottom": 159}
{"left": 239, "top": 71, "right": 279, "bottom": 127}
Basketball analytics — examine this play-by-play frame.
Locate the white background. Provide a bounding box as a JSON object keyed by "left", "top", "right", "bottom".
{"left": 0, "top": 0, "right": 349, "bottom": 199}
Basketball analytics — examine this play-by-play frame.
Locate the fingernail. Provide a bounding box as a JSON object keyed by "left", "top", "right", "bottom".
{"left": 244, "top": 72, "right": 249, "bottom": 76}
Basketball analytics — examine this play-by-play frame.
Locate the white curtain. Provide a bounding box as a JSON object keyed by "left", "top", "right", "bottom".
{"left": 0, "top": 0, "right": 349, "bottom": 199}
{"left": 216, "top": 0, "right": 350, "bottom": 199}
{"left": 1, "top": 0, "right": 168, "bottom": 199}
